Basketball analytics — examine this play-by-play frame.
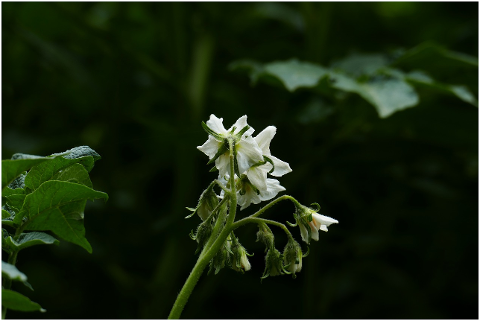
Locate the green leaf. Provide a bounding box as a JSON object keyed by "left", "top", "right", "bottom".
{"left": 24, "top": 156, "right": 95, "bottom": 191}
{"left": 394, "top": 42, "right": 478, "bottom": 68}
{"left": 229, "top": 59, "right": 265, "bottom": 85}
{"left": 49, "top": 146, "right": 101, "bottom": 165}
{"left": 5, "top": 194, "right": 26, "bottom": 212}
{"left": 403, "top": 70, "right": 478, "bottom": 106}
{"left": 2, "top": 158, "right": 50, "bottom": 190}
{"left": 5, "top": 232, "right": 59, "bottom": 251}
{"left": 2, "top": 206, "right": 17, "bottom": 227}
{"left": 52, "top": 163, "right": 93, "bottom": 188}
{"left": 2, "top": 187, "right": 26, "bottom": 198}
{"left": 330, "top": 72, "right": 419, "bottom": 118}
{"left": 331, "top": 53, "right": 390, "bottom": 77}
{"left": 17, "top": 181, "right": 108, "bottom": 253}
{"left": 262, "top": 59, "right": 328, "bottom": 91}
{"left": 2, "top": 209, "right": 13, "bottom": 219}
{"left": 2, "top": 289, "right": 45, "bottom": 312}
{"left": 230, "top": 59, "right": 329, "bottom": 91}
{"left": 2, "top": 261, "right": 27, "bottom": 282}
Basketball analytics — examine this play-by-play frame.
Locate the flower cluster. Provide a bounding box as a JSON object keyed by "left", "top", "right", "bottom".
{"left": 187, "top": 114, "right": 338, "bottom": 279}
{"left": 198, "top": 115, "right": 292, "bottom": 210}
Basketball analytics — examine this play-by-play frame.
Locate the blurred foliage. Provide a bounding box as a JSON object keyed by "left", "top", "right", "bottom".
{"left": 2, "top": 2, "right": 478, "bottom": 319}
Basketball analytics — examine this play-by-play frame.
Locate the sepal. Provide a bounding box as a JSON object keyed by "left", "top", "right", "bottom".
{"left": 283, "top": 238, "right": 303, "bottom": 278}
{"left": 256, "top": 223, "right": 275, "bottom": 251}
{"left": 201, "top": 121, "right": 224, "bottom": 141}
{"left": 261, "top": 248, "right": 290, "bottom": 280}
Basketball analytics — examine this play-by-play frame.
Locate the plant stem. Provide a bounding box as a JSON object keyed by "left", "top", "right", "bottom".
{"left": 232, "top": 217, "right": 293, "bottom": 239}
{"left": 168, "top": 139, "right": 238, "bottom": 319}
{"left": 249, "top": 195, "right": 300, "bottom": 219}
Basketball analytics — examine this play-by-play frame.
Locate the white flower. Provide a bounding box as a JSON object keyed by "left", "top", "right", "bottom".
{"left": 197, "top": 115, "right": 264, "bottom": 178}
{"left": 299, "top": 213, "right": 338, "bottom": 242}
{"left": 237, "top": 177, "right": 286, "bottom": 210}
{"left": 253, "top": 126, "right": 292, "bottom": 177}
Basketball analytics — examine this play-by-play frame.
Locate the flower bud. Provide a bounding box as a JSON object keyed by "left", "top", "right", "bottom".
{"left": 187, "top": 184, "right": 220, "bottom": 221}
{"left": 262, "top": 248, "right": 289, "bottom": 279}
{"left": 208, "top": 238, "right": 232, "bottom": 275}
{"left": 230, "top": 236, "right": 251, "bottom": 273}
{"left": 191, "top": 220, "right": 213, "bottom": 254}
{"left": 283, "top": 238, "right": 303, "bottom": 277}
{"left": 256, "top": 223, "right": 275, "bottom": 250}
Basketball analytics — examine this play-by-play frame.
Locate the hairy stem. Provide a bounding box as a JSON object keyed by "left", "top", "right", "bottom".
{"left": 232, "top": 217, "right": 293, "bottom": 239}
{"left": 168, "top": 139, "right": 238, "bottom": 319}
{"left": 249, "top": 195, "right": 300, "bottom": 219}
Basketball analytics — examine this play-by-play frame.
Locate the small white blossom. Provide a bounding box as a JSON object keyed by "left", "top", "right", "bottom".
{"left": 299, "top": 212, "right": 338, "bottom": 242}
{"left": 197, "top": 115, "right": 264, "bottom": 177}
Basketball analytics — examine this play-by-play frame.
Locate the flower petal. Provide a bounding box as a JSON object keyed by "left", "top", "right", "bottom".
{"left": 312, "top": 213, "right": 339, "bottom": 228}
{"left": 197, "top": 136, "right": 222, "bottom": 159}
{"left": 269, "top": 155, "right": 292, "bottom": 177}
{"left": 259, "top": 178, "right": 286, "bottom": 201}
{"left": 246, "top": 166, "right": 268, "bottom": 192}
{"left": 238, "top": 189, "right": 261, "bottom": 210}
{"left": 299, "top": 224, "right": 309, "bottom": 243}
{"left": 215, "top": 154, "right": 230, "bottom": 178}
{"left": 206, "top": 114, "right": 227, "bottom": 136}
{"left": 229, "top": 115, "right": 254, "bottom": 137}
{"left": 310, "top": 225, "right": 319, "bottom": 241}
{"left": 236, "top": 136, "right": 264, "bottom": 174}
{"left": 254, "top": 126, "right": 276, "bottom": 154}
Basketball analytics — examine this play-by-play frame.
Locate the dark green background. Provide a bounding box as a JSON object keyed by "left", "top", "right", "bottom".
{"left": 2, "top": 2, "right": 478, "bottom": 319}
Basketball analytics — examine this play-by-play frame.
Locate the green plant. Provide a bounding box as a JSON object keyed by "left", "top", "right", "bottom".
{"left": 168, "top": 116, "right": 338, "bottom": 319}
{"left": 230, "top": 42, "right": 477, "bottom": 118}
{"left": 2, "top": 146, "right": 108, "bottom": 318}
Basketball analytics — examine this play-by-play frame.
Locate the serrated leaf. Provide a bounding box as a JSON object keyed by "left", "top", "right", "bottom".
{"left": 2, "top": 289, "right": 45, "bottom": 312}
{"left": 5, "top": 232, "right": 59, "bottom": 251}
{"left": 2, "top": 261, "right": 27, "bottom": 282}
{"left": 263, "top": 59, "right": 329, "bottom": 91}
{"left": 17, "top": 181, "right": 108, "bottom": 253}
{"left": 52, "top": 163, "right": 93, "bottom": 188}
{"left": 331, "top": 72, "right": 419, "bottom": 118}
{"left": 24, "top": 156, "right": 95, "bottom": 191}
{"left": 2, "top": 158, "right": 50, "bottom": 190}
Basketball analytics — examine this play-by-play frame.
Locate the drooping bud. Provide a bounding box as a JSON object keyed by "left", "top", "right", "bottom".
{"left": 283, "top": 238, "right": 303, "bottom": 278}
{"left": 186, "top": 182, "right": 219, "bottom": 221}
{"left": 208, "top": 237, "right": 232, "bottom": 275}
{"left": 256, "top": 223, "right": 275, "bottom": 251}
{"left": 190, "top": 219, "right": 213, "bottom": 254}
{"left": 230, "top": 234, "right": 252, "bottom": 273}
{"left": 262, "top": 247, "right": 290, "bottom": 279}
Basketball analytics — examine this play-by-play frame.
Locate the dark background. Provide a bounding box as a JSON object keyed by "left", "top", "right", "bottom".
{"left": 2, "top": 2, "right": 478, "bottom": 319}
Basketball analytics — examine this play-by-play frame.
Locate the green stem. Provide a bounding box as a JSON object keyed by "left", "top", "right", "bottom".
{"left": 250, "top": 195, "right": 300, "bottom": 219}
{"left": 168, "top": 139, "right": 238, "bottom": 319}
{"left": 232, "top": 217, "right": 293, "bottom": 239}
